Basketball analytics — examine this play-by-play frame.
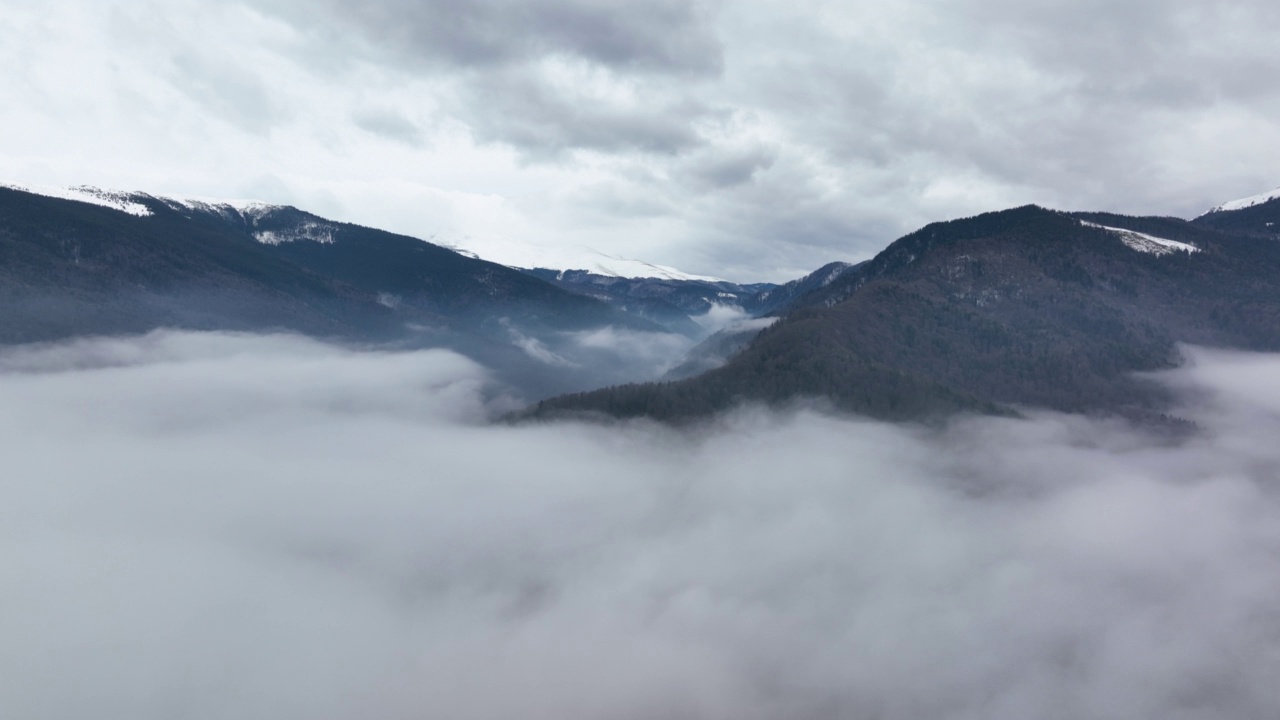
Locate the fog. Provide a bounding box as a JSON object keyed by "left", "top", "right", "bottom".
{"left": 3, "top": 332, "right": 1280, "bottom": 719}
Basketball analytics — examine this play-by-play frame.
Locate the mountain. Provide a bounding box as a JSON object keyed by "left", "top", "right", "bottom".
{"left": 1201, "top": 186, "right": 1280, "bottom": 215}
{"left": 521, "top": 268, "right": 777, "bottom": 335}
{"left": 661, "top": 317, "right": 779, "bottom": 381}
{"left": 653, "top": 262, "right": 863, "bottom": 379}
{"left": 519, "top": 259, "right": 858, "bottom": 337}
{"left": 742, "top": 260, "right": 860, "bottom": 316}
{"left": 528, "top": 203, "right": 1280, "bottom": 423}
{"left": 0, "top": 184, "right": 683, "bottom": 399}
{"left": 438, "top": 234, "right": 727, "bottom": 283}
{"left": 15, "top": 181, "right": 1280, "bottom": 424}
{"left": 1193, "top": 186, "right": 1280, "bottom": 238}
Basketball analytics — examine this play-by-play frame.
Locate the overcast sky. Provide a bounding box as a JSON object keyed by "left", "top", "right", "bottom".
{"left": 3, "top": 0, "right": 1279, "bottom": 281}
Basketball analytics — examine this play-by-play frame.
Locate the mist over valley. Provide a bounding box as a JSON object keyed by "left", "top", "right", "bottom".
{"left": 6, "top": 1, "right": 1280, "bottom": 716}
{"left": 6, "top": 331, "right": 1280, "bottom": 719}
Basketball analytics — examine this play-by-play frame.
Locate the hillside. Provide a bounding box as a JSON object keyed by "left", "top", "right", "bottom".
{"left": 0, "top": 186, "right": 673, "bottom": 399}
{"left": 528, "top": 204, "right": 1280, "bottom": 422}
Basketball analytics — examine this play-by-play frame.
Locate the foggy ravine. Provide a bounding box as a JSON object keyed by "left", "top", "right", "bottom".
{"left": 3, "top": 331, "right": 1280, "bottom": 720}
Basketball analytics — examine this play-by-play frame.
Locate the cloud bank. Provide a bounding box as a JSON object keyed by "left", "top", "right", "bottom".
{"left": 2, "top": 332, "right": 1280, "bottom": 718}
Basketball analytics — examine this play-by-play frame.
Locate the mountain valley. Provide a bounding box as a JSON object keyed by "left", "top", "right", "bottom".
{"left": 6, "top": 181, "right": 1280, "bottom": 424}
{"left": 532, "top": 197, "right": 1280, "bottom": 423}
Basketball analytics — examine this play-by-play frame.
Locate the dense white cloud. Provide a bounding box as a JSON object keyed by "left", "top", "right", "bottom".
{"left": 3, "top": 332, "right": 1280, "bottom": 718}
{"left": 1, "top": 0, "right": 1277, "bottom": 280}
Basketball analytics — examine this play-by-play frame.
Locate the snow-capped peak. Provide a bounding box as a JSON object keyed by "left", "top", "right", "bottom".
{"left": 0, "top": 182, "right": 294, "bottom": 222}
{"left": 160, "top": 196, "right": 285, "bottom": 218}
{"left": 0, "top": 181, "right": 338, "bottom": 247}
{"left": 158, "top": 196, "right": 333, "bottom": 245}
{"left": 1080, "top": 221, "right": 1200, "bottom": 256}
{"left": 564, "top": 250, "right": 725, "bottom": 282}
{"left": 440, "top": 235, "right": 725, "bottom": 282}
{"left": 3, "top": 181, "right": 721, "bottom": 278}
{"left": 1201, "top": 187, "right": 1280, "bottom": 216}
{"left": 1, "top": 182, "right": 153, "bottom": 217}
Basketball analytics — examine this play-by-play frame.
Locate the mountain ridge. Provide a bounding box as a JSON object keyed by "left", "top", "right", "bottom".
{"left": 0, "top": 185, "right": 690, "bottom": 401}
{"left": 526, "top": 201, "right": 1280, "bottom": 423}
{"left": 11, "top": 179, "right": 1280, "bottom": 424}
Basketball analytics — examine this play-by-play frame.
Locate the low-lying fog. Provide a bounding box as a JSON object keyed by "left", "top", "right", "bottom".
{"left": 4, "top": 331, "right": 1279, "bottom": 719}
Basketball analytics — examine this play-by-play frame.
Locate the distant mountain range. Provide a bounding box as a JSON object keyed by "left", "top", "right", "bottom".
{"left": 519, "top": 261, "right": 856, "bottom": 335}
{"left": 531, "top": 190, "right": 1280, "bottom": 423}
{"left": 0, "top": 183, "right": 846, "bottom": 400}
{"left": 435, "top": 231, "right": 730, "bottom": 283}
{"left": 9, "top": 180, "right": 1280, "bottom": 424}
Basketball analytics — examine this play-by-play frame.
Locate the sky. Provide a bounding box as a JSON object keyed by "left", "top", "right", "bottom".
{"left": 5, "top": 330, "right": 1280, "bottom": 719}
{"left": 2, "top": 0, "right": 1280, "bottom": 281}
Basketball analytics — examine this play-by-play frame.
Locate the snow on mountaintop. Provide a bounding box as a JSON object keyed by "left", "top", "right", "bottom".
{"left": 1081, "top": 221, "right": 1200, "bottom": 256}
{"left": 1202, "top": 187, "right": 1280, "bottom": 215}
{"left": 2, "top": 183, "right": 154, "bottom": 217}
{"left": 442, "top": 236, "right": 724, "bottom": 282}
{"left": 563, "top": 251, "right": 725, "bottom": 283}
{"left": 160, "top": 196, "right": 284, "bottom": 217}
{"left": 252, "top": 222, "right": 336, "bottom": 246}
{"left": 4, "top": 182, "right": 719, "bottom": 279}
{"left": 159, "top": 196, "right": 334, "bottom": 245}
{"left": 0, "top": 182, "right": 290, "bottom": 220}
{"left": 2, "top": 182, "right": 333, "bottom": 246}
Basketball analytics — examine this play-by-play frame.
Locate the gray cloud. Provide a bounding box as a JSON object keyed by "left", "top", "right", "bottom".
{"left": 682, "top": 0, "right": 1280, "bottom": 273}
{"left": 4, "top": 332, "right": 1280, "bottom": 718}
{"left": 683, "top": 141, "right": 778, "bottom": 190}
{"left": 506, "top": 322, "right": 696, "bottom": 387}
{"left": 353, "top": 109, "right": 423, "bottom": 144}
{"left": 458, "top": 66, "right": 716, "bottom": 156}
{"left": 5, "top": 0, "right": 1280, "bottom": 280}
{"left": 168, "top": 51, "right": 285, "bottom": 134}
{"left": 746, "top": 0, "right": 1280, "bottom": 207}
{"left": 265, "top": 0, "right": 724, "bottom": 74}
{"left": 248, "top": 0, "right": 728, "bottom": 157}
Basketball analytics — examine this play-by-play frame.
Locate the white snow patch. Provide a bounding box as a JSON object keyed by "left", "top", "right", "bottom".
{"left": 2, "top": 183, "right": 153, "bottom": 217}
{"left": 1202, "top": 187, "right": 1280, "bottom": 215}
{"left": 537, "top": 248, "right": 724, "bottom": 282}
{"left": 157, "top": 195, "right": 336, "bottom": 245}
{"left": 818, "top": 263, "right": 853, "bottom": 287}
{"left": 156, "top": 195, "right": 334, "bottom": 245}
{"left": 161, "top": 196, "right": 285, "bottom": 219}
{"left": 440, "top": 236, "right": 725, "bottom": 282}
{"left": 1081, "top": 221, "right": 1200, "bottom": 256}
{"left": 0, "top": 182, "right": 303, "bottom": 223}
{"left": 253, "top": 222, "right": 336, "bottom": 246}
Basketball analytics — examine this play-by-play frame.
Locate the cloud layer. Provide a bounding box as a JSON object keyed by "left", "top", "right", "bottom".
{"left": 3, "top": 331, "right": 1280, "bottom": 719}
{"left": 2, "top": 1, "right": 1279, "bottom": 279}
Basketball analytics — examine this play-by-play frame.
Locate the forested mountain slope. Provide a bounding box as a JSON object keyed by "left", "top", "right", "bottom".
{"left": 0, "top": 186, "right": 669, "bottom": 399}
{"left": 529, "top": 204, "right": 1280, "bottom": 422}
